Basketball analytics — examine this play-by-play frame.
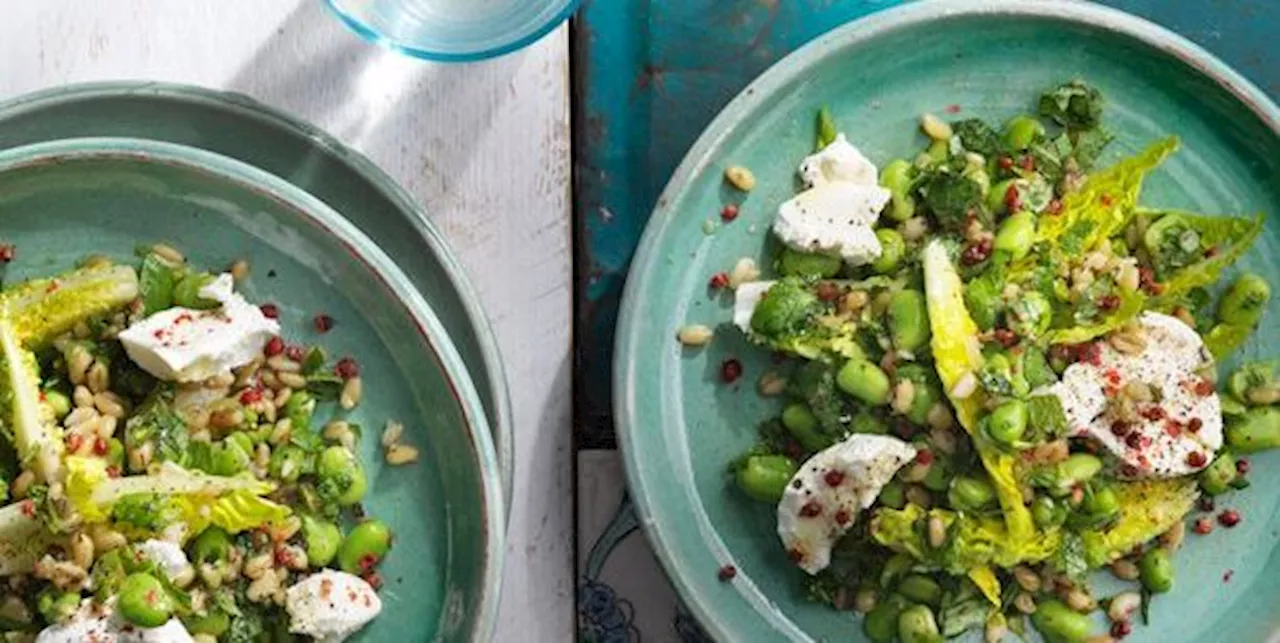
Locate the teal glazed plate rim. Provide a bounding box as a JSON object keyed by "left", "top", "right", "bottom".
{"left": 616, "top": 1, "right": 1280, "bottom": 641}
{"left": 0, "top": 136, "right": 506, "bottom": 642}
{"left": 0, "top": 81, "right": 516, "bottom": 517}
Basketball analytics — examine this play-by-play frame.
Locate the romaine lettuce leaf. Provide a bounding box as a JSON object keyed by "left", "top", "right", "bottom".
{"left": 1036, "top": 137, "right": 1179, "bottom": 252}
{"left": 1144, "top": 210, "right": 1265, "bottom": 298}
{"left": 870, "top": 504, "right": 1061, "bottom": 573}
{"left": 1043, "top": 287, "right": 1145, "bottom": 345}
{"left": 0, "top": 320, "right": 62, "bottom": 483}
{"left": 922, "top": 242, "right": 1035, "bottom": 542}
{"left": 65, "top": 458, "right": 289, "bottom": 539}
{"left": 0, "top": 263, "right": 139, "bottom": 348}
{"left": 1080, "top": 478, "right": 1198, "bottom": 567}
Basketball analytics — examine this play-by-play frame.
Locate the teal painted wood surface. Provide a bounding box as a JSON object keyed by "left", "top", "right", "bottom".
{"left": 575, "top": 0, "right": 1280, "bottom": 446}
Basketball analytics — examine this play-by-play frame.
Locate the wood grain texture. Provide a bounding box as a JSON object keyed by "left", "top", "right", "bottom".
{"left": 0, "top": 1, "right": 573, "bottom": 639}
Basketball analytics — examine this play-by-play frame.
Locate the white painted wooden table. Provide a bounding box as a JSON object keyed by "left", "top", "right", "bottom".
{"left": 0, "top": 1, "right": 574, "bottom": 640}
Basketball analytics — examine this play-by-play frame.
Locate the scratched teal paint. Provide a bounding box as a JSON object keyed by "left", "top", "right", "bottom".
{"left": 574, "top": 0, "right": 1280, "bottom": 446}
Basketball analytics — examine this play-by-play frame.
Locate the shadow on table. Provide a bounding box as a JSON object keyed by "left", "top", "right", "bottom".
{"left": 222, "top": 0, "right": 528, "bottom": 197}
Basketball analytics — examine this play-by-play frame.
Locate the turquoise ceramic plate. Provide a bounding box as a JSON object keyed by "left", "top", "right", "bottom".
{"left": 0, "top": 82, "right": 514, "bottom": 516}
{"left": 617, "top": 1, "right": 1280, "bottom": 641}
{"left": 0, "top": 138, "right": 504, "bottom": 642}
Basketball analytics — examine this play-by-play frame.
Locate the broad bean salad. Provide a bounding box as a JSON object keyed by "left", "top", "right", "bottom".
{"left": 685, "top": 81, "right": 1279, "bottom": 642}
{"left": 0, "top": 245, "right": 419, "bottom": 642}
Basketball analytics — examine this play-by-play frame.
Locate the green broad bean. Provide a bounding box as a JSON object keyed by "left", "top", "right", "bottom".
{"left": 922, "top": 462, "right": 950, "bottom": 493}
{"left": 1226, "top": 407, "right": 1280, "bottom": 453}
{"left": 317, "top": 446, "right": 369, "bottom": 505}
{"left": 1055, "top": 454, "right": 1103, "bottom": 488}
{"left": 119, "top": 573, "right": 174, "bottom": 627}
{"left": 1139, "top": 547, "right": 1175, "bottom": 593}
{"left": 850, "top": 411, "right": 888, "bottom": 435}
{"left": 987, "top": 400, "right": 1027, "bottom": 445}
{"left": 1228, "top": 362, "right": 1275, "bottom": 403}
{"left": 1081, "top": 484, "right": 1119, "bottom": 519}
{"left": 44, "top": 389, "right": 71, "bottom": 420}
{"left": 736, "top": 455, "right": 798, "bottom": 502}
{"left": 1199, "top": 452, "right": 1238, "bottom": 495}
{"left": 1031, "top": 599, "right": 1094, "bottom": 643}
{"left": 1002, "top": 115, "right": 1045, "bottom": 151}
{"left": 1031, "top": 495, "right": 1067, "bottom": 528}
{"left": 301, "top": 515, "right": 343, "bottom": 567}
{"left": 1221, "top": 395, "right": 1248, "bottom": 417}
{"left": 897, "top": 604, "right": 942, "bottom": 643}
{"left": 897, "top": 575, "right": 942, "bottom": 607}
{"left": 268, "top": 445, "right": 310, "bottom": 483}
{"left": 337, "top": 519, "right": 393, "bottom": 574}
{"left": 871, "top": 229, "right": 906, "bottom": 274}
{"left": 777, "top": 247, "right": 843, "bottom": 279}
{"left": 948, "top": 475, "right": 996, "bottom": 511}
{"left": 171, "top": 273, "right": 219, "bottom": 310}
{"left": 880, "top": 160, "right": 917, "bottom": 222}
{"left": 986, "top": 178, "right": 1014, "bottom": 214}
{"left": 227, "top": 432, "right": 255, "bottom": 455}
{"left": 781, "top": 403, "right": 832, "bottom": 452}
{"left": 888, "top": 289, "right": 930, "bottom": 352}
{"left": 862, "top": 600, "right": 902, "bottom": 643}
{"left": 994, "top": 211, "right": 1036, "bottom": 260}
{"left": 906, "top": 381, "right": 939, "bottom": 426}
{"left": 880, "top": 555, "right": 913, "bottom": 587}
{"left": 1218, "top": 273, "right": 1271, "bottom": 327}
{"left": 879, "top": 479, "right": 906, "bottom": 509}
{"left": 209, "top": 439, "right": 251, "bottom": 476}
{"left": 189, "top": 526, "right": 233, "bottom": 565}
{"left": 837, "top": 359, "right": 891, "bottom": 406}
{"left": 183, "top": 610, "right": 231, "bottom": 636}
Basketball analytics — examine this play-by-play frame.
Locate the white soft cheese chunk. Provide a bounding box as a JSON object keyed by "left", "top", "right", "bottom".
{"left": 1044, "top": 312, "right": 1222, "bottom": 478}
{"left": 36, "top": 601, "right": 193, "bottom": 643}
{"left": 119, "top": 273, "right": 280, "bottom": 382}
{"left": 286, "top": 570, "right": 382, "bottom": 643}
{"left": 773, "top": 182, "right": 889, "bottom": 266}
{"left": 798, "top": 133, "right": 879, "bottom": 188}
{"left": 136, "top": 539, "right": 191, "bottom": 580}
{"left": 777, "top": 434, "right": 917, "bottom": 574}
